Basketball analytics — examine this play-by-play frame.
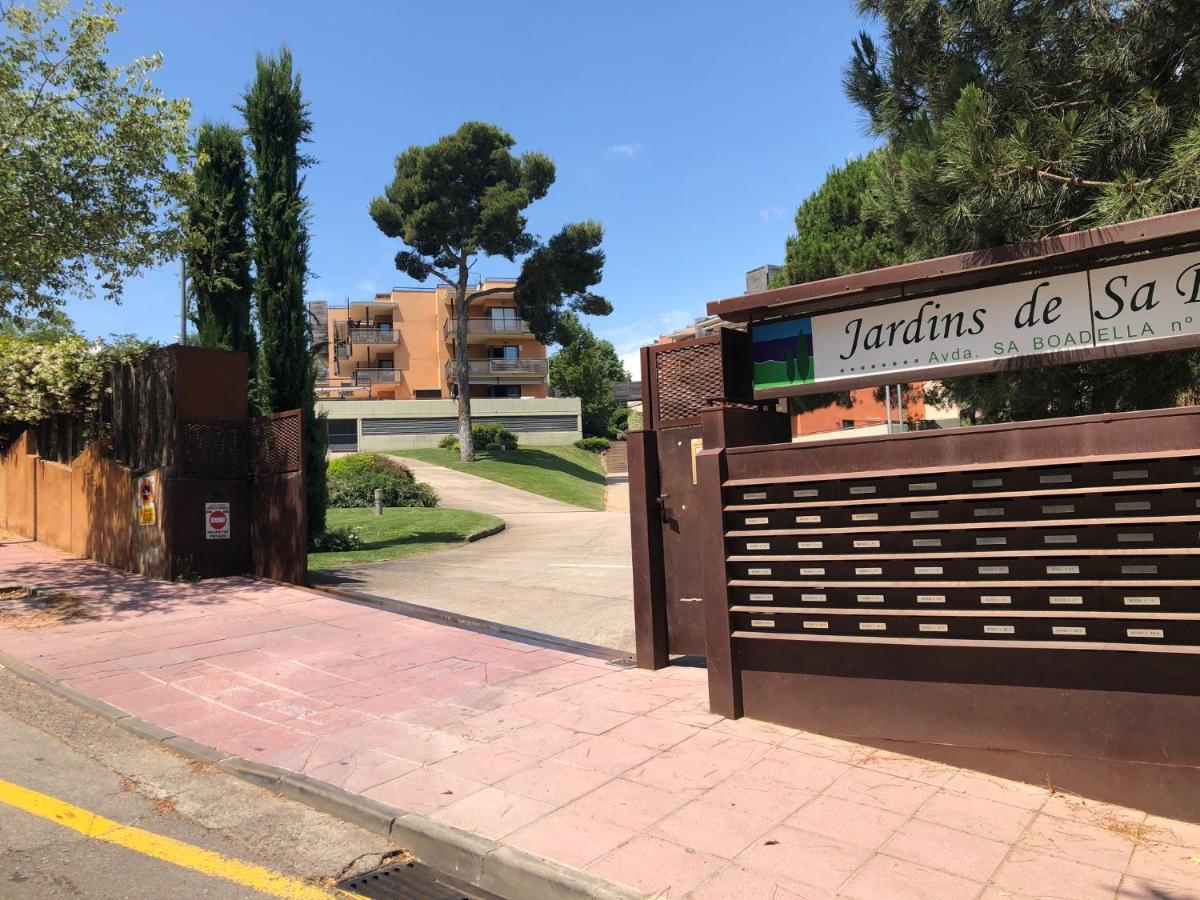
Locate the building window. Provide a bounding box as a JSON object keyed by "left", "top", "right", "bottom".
{"left": 841, "top": 419, "right": 855, "bottom": 429}
{"left": 414, "top": 389, "right": 441, "bottom": 399}
{"left": 488, "top": 386, "right": 521, "bottom": 399}
{"left": 488, "top": 345, "right": 519, "bottom": 360}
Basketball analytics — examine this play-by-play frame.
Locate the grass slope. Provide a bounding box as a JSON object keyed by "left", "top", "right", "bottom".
{"left": 396, "top": 445, "right": 606, "bottom": 510}
{"left": 307, "top": 506, "right": 503, "bottom": 570}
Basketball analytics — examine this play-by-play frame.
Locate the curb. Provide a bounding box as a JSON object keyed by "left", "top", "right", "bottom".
{"left": 466, "top": 522, "right": 506, "bottom": 543}
{"left": 0, "top": 651, "right": 644, "bottom": 900}
{"left": 303, "top": 584, "right": 633, "bottom": 663}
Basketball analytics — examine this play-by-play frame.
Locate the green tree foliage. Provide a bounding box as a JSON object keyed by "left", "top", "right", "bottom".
{"left": 0, "top": 0, "right": 191, "bottom": 317}
{"left": 0, "top": 322, "right": 154, "bottom": 442}
{"left": 186, "top": 123, "right": 254, "bottom": 364}
{"left": 845, "top": 0, "right": 1200, "bottom": 421}
{"left": 775, "top": 154, "right": 903, "bottom": 415}
{"left": 548, "top": 312, "right": 629, "bottom": 437}
{"left": 243, "top": 48, "right": 325, "bottom": 536}
{"left": 370, "top": 122, "right": 610, "bottom": 461}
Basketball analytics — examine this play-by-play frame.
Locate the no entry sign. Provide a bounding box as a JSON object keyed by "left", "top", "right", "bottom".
{"left": 205, "top": 502, "right": 230, "bottom": 540}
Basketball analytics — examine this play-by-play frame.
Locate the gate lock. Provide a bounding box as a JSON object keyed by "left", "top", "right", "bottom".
{"left": 656, "top": 493, "right": 671, "bottom": 524}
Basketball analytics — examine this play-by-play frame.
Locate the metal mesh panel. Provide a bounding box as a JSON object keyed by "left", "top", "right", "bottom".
{"left": 251, "top": 411, "right": 302, "bottom": 476}
{"left": 180, "top": 421, "right": 248, "bottom": 479}
{"left": 654, "top": 341, "right": 725, "bottom": 426}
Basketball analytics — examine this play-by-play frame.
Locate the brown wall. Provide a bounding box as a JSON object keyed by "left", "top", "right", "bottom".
{"left": 0, "top": 432, "right": 37, "bottom": 539}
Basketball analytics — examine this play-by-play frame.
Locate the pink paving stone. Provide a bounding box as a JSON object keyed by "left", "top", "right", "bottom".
{"left": 506, "top": 807, "right": 637, "bottom": 870}
{"left": 501, "top": 694, "right": 574, "bottom": 722}
{"left": 823, "top": 765, "right": 939, "bottom": 817}
{"left": 173, "top": 709, "right": 270, "bottom": 746}
{"left": 103, "top": 683, "right": 196, "bottom": 715}
{"left": 308, "top": 749, "right": 420, "bottom": 793}
{"left": 1013, "top": 812, "right": 1137, "bottom": 873}
{"left": 990, "top": 848, "right": 1124, "bottom": 898}
{"left": 173, "top": 669, "right": 260, "bottom": 699}
{"left": 734, "top": 825, "right": 874, "bottom": 893}
{"left": 673, "top": 728, "right": 774, "bottom": 767}
{"left": 492, "top": 722, "right": 588, "bottom": 757}
{"left": 429, "top": 787, "right": 553, "bottom": 841}
{"left": 1144, "top": 815, "right": 1200, "bottom": 849}
{"left": 784, "top": 794, "right": 908, "bottom": 850}
{"left": 915, "top": 788, "right": 1036, "bottom": 844}
{"left": 137, "top": 696, "right": 220, "bottom": 728}
{"left": 1125, "top": 841, "right": 1200, "bottom": 888}
{"left": 685, "top": 864, "right": 828, "bottom": 900}
{"left": 709, "top": 716, "right": 799, "bottom": 744}
{"left": 72, "top": 670, "right": 162, "bottom": 699}
{"left": 592, "top": 688, "right": 673, "bottom": 716}
{"left": 742, "top": 746, "right": 850, "bottom": 794}
{"left": 443, "top": 686, "right": 524, "bottom": 713}
{"left": 427, "top": 744, "right": 539, "bottom": 785}
{"left": 880, "top": 817, "right": 1010, "bottom": 882}
{"left": 839, "top": 855, "right": 984, "bottom": 900}
{"left": 623, "top": 749, "right": 746, "bottom": 797}
{"left": 544, "top": 680, "right": 619, "bottom": 706}
{"left": 652, "top": 798, "right": 777, "bottom": 860}
{"left": 365, "top": 767, "right": 486, "bottom": 816}
{"left": 644, "top": 695, "right": 725, "bottom": 728}
{"left": 551, "top": 734, "right": 659, "bottom": 776}
{"left": 701, "top": 772, "right": 815, "bottom": 825}
{"left": 602, "top": 715, "right": 699, "bottom": 751}
{"left": 398, "top": 704, "right": 475, "bottom": 730}
{"left": 849, "top": 748, "right": 957, "bottom": 787}
{"left": 495, "top": 759, "right": 612, "bottom": 806}
{"left": 587, "top": 834, "right": 727, "bottom": 897}
{"left": 564, "top": 777, "right": 688, "bottom": 832}
{"left": 222, "top": 725, "right": 317, "bottom": 761}
{"left": 939, "top": 769, "right": 1049, "bottom": 812}
{"left": 446, "top": 708, "right": 535, "bottom": 741}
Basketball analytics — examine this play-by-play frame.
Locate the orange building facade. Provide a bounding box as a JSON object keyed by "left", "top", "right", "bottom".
{"left": 313, "top": 278, "right": 549, "bottom": 402}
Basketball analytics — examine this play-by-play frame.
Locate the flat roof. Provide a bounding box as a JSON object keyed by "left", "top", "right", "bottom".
{"left": 708, "top": 208, "right": 1200, "bottom": 323}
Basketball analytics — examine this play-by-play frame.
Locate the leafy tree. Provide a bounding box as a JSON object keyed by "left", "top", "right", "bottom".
{"left": 548, "top": 313, "right": 629, "bottom": 437}
{"left": 774, "top": 153, "right": 903, "bottom": 415}
{"left": 845, "top": 0, "right": 1200, "bottom": 421}
{"left": 243, "top": 48, "right": 325, "bottom": 537}
{"left": 370, "top": 122, "right": 610, "bottom": 461}
{"left": 186, "top": 123, "right": 254, "bottom": 365}
{"left": 0, "top": 0, "right": 191, "bottom": 318}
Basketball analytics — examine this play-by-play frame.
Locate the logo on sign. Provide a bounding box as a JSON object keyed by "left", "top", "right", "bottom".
{"left": 205, "top": 502, "right": 230, "bottom": 540}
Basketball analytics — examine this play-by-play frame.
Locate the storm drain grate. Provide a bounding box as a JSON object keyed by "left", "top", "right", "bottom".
{"left": 606, "top": 657, "right": 637, "bottom": 668}
{"left": 338, "top": 860, "right": 506, "bottom": 900}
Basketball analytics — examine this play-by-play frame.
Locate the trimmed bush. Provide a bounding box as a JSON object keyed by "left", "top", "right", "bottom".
{"left": 438, "top": 423, "right": 519, "bottom": 453}
{"left": 326, "top": 453, "right": 438, "bottom": 508}
{"left": 309, "top": 525, "right": 363, "bottom": 552}
{"left": 575, "top": 436, "right": 611, "bottom": 453}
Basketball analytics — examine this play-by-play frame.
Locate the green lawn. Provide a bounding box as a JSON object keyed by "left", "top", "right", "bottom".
{"left": 307, "top": 506, "right": 503, "bottom": 570}
{"left": 396, "top": 445, "right": 607, "bottom": 510}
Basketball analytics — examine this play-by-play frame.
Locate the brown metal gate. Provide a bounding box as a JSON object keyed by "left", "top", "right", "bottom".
{"left": 249, "top": 409, "right": 307, "bottom": 585}
{"left": 629, "top": 330, "right": 790, "bottom": 666}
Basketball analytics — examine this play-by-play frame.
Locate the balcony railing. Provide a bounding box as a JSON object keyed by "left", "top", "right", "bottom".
{"left": 345, "top": 326, "right": 398, "bottom": 344}
{"left": 445, "top": 358, "right": 548, "bottom": 379}
{"left": 443, "top": 317, "right": 534, "bottom": 340}
{"left": 353, "top": 368, "right": 399, "bottom": 385}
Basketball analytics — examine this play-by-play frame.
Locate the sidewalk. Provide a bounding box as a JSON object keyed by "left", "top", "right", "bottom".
{"left": 1, "top": 536, "right": 1197, "bottom": 898}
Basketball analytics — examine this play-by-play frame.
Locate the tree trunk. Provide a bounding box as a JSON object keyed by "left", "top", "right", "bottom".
{"left": 454, "top": 278, "right": 474, "bottom": 462}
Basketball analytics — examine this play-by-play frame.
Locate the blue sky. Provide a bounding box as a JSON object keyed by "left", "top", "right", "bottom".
{"left": 72, "top": 0, "right": 881, "bottom": 374}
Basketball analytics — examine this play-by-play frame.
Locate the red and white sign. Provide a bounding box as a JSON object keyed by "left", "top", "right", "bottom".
{"left": 205, "top": 502, "right": 230, "bottom": 540}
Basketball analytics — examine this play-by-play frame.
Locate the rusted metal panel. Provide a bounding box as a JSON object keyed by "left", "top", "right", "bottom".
{"left": 628, "top": 430, "right": 668, "bottom": 669}
{"left": 250, "top": 409, "right": 306, "bottom": 585}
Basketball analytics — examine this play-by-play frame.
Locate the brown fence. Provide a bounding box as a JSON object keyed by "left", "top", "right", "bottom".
{"left": 0, "top": 346, "right": 307, "bottom": 585}
{"left": 694, "top": 404, "right": 1200, "bottom": 819}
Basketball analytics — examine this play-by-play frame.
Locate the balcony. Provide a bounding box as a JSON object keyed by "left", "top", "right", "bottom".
{"left": 446, "top": 358, "right": 548, "bottom": 381}
{"left": 443, "top": 317, "right": 534, "bottom": 342}
{"left": 346, "top": 326, "right": 398, "bottom": 345}
{"left": 353, "top": 368, "right": 400, "bottom": 386}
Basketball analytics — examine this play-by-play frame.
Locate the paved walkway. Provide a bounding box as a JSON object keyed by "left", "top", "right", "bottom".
{"left": 314, "top": 459, "right": 635, "bottom": 652}
{"left": 1, "top": 538, "right": 1197, "bottom": 899}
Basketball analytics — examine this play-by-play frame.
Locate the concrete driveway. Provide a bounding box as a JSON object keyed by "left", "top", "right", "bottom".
{"left": 311, "top": 458, "right": 635, "bottom": 652}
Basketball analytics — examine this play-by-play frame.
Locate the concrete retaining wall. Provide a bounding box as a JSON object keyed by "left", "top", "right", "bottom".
{"left": 317, "top": 398, "right": 583, "bottom": 450}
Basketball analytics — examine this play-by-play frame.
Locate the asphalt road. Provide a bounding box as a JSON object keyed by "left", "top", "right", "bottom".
{"left": 312, "top": 459, "right": 636, "bottom": 652}
{"left": 0, "top": 667, "right": 397, "bottom": 899}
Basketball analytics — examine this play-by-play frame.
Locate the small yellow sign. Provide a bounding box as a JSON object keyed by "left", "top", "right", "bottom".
{"left": 136, "top": 475, "right": 156, "bottom": 526}
{"left": 690, "top": 438, "right": 704, "bottom": 485}
{"left": 138, "top": 506, "right": 156, "bottom": 526}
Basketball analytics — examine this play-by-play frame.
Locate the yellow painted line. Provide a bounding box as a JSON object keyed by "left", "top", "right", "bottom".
{"left": 0, "top": 777, "right": 359, "bottom": 899}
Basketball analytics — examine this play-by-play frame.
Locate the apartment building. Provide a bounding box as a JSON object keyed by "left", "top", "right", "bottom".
{"left": 311, "top": 278, "right": 549, "bottom": 402}
{"left": 308, "top": 279, "right": 582, "bottom": 451}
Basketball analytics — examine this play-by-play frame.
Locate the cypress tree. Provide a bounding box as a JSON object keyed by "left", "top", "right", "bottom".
{"left": 186, "top": 122, "right": 254, "bottom": 365}
{"left": 242, "top": 48, "right": 326, "bottom": 538}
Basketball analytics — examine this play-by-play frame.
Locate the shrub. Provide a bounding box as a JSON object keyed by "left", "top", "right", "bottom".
{"left": 438, "top": 423, "right": 519, "bottom": 453}
{"left": 608, "top": 406, "right": 631, "bottom": 439}
{"left": 575, "top": 436, "right": 611, "bottom": 453}
{"left": 325, "top": 453, "right": 438, "bottom": 508}
{"left": 309, "top": 526, "right": 363, "bottom": 552}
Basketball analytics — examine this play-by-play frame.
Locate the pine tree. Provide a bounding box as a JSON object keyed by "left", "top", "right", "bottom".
{"left": 845, "top": 0, "right": 1200, "bottom": 421}
{"left": 186, "top": 123, "right": 254, "bottom": 365}
{"left": 242, "top": 48, "right": 325, "bottom": 537}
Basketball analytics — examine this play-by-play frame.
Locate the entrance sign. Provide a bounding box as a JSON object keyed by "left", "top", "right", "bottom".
{"left": 205, "top": 502, "right": 230, "bottom": 540}
{"left": 751, "top": 249, "right": 1200, "bottom": 396}
{"left": 137, "top": 475, "right": 156, "bottom": 526}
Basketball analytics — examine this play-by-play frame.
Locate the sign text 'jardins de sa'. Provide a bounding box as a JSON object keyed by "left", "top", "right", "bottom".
{"left": 751, "top": 249, "right": 1200, "bottom": 396}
